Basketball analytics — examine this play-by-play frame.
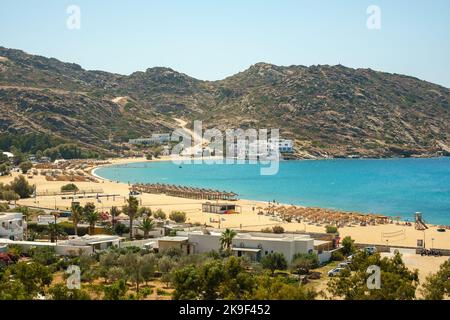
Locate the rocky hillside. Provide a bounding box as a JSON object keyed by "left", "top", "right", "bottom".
{"left": 0, "top": 46, "right": 449, "bottom": 158}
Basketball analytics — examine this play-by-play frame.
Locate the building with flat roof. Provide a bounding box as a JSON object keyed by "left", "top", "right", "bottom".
{"left": 0, "top": 212, "right": 25, "bottom": 240}
{"left": 157, "top": 236, "right": 194, "bottom": 254}
{"left": 129, "top": 133, "right": 171, "bottom": 146}
{"left": 185, "top": 231, "right": 330, "bottom": 263}
{"left": 64, "top": 235, "right": 121, "bottom": 250}
{"left": 268, "top": 138, "right": 294, "bottom": 153}
{"left": 2, "top": 151, "right": 14, "bottom": 159}
{"left": 202, "top": 202, "right": 241, "bottom": 214}
{"left": 232, "top": 233, "right": 314, "bottom": 263}
{"left": 0, "top": 234, "right": 121, "bottom": 256}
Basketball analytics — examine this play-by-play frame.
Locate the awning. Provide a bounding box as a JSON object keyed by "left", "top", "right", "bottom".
{"left": 89, "top": 241, "right": 114, "bottom": 245}
{"left": 232, "top": 247, "right": 261, "bottom": 253}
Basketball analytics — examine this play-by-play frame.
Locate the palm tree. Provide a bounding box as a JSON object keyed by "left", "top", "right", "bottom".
{"left": 85, "top": 211, "right": 100, "bottom": 235}
{"left": 110, "top": 206, "right": 120, "bottom": 228}
{"left": 139, "top": 217, "right": 155, "bottom": 239}
{"left": 220, "top": 228, "right": 237, "bottom": 251}
{"left": 47, "top": 222, "right": 64, "bottom": 243}
{"left": 123, "top": 196, "right": 139, "bottom": 240}
{"left": 71, "top": 203, "right": 83, "bottom": 236}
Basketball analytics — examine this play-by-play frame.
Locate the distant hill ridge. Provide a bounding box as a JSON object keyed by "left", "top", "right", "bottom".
{"left": 0, "top": 46, "right": 449, "bottom": 158}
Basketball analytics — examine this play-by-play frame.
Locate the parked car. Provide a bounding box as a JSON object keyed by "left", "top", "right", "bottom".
{"left": 364, "top": 246, "right": 377, "bottom": 255}
{"left": 420, "top": 248, "right": 442, "bottom": 256}
{"left": 338, "top": 262, "right": 350, "bottom": 269}
{"left": 328, "top": 267, "right": 345, "bottom": 277}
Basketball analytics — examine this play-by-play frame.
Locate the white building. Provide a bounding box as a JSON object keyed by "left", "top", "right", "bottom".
{"left": 37, "top": 215, "right": 58, "bottom": 225}
{"left": 133, "top": 225, "right": 165, "bottom": 238}
{"left": 226, "top": 138, "right": 294, "bottom": 159}
{"left": 64, "top": 235, "right": 121, "bottom": 251}
{"left": 161, "top": 145, "right": 171, "bottom": 156}
{"left": 268, "top": 138, "right": 294, "bottom": 153}
{"left": 232, "top": 233, "right": 314, "bottom": 263}
{"left": 0, "top": 212, "right": 25, "bottom": 240}
{"left": 0, "top": 234, "right": 122, "bottom": 256}
{"left": 129, "top": 133, "right": 171, "bottom": 146}
{"left": 186, "top": 231, "right": 327, "bottom": 263}
{"left": 2, "top": 151, "right": 14, "bottom": 159}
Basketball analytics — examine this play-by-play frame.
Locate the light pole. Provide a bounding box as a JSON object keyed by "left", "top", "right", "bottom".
{"left": 423, "top": 230, "right": 426, "bottom": 249}
{"left": 54, "top": 213, "right": 58, "bottom": 244}
{"left": 431, "top": 238, "right": 434, "bottom": 249}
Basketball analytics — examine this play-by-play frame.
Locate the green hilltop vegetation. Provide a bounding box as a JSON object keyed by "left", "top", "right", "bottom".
{"left": 0, "top": 46, "right": 449, "bottom": 158}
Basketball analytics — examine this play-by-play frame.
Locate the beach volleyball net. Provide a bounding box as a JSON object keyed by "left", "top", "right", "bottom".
{"left": 381, "top": 229, "right": 406, "bottom": 242}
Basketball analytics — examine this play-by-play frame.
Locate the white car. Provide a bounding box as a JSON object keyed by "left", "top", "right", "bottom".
{"left": 328, "top": 267, "right": 345, "bottom": 277}
{"left": 338, "top": 262, "right": 350, "bottom": 269}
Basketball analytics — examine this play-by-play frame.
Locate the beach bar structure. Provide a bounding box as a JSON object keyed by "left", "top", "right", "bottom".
{"left": 202, "top": 202, "right": 241, "bottom": 214}
{"left": 132, "top": 183, "right": 238, "bottom": 201}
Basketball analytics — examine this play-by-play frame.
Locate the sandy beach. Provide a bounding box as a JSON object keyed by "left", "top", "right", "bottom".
{"left": 2, "top": 156, "right": 449, "bottom": 250}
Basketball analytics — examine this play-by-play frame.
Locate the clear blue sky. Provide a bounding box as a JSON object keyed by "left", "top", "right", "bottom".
{"left": 1, "top": 0, "right": 449, "bottom": 87}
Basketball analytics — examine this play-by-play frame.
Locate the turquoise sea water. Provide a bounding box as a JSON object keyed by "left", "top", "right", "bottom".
{"left": 94, "top": 158, "right": 450, "bottom": 225}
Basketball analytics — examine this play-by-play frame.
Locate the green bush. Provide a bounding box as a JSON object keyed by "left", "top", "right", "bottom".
{"left": 291, "top": 253, "right": 320, "bottom": 274}
{"left": 61, "top": 183, "right": 79, "bottom": 192}
{"left": 19, "top": 161, "right": 33, "bottom": 174}
{"left": 261, "top": 253, "right": 288, "bottom": 273}
{"left": 341, "top": 236, "right": 356, "bottom": 255}
{"left": 272, "top": 225, "right": 284, "bottom": 234}
{"left": 6, "top": 175, "right": 34, "bottom": 198}
{"left": 153, "top": 209, "right": 166, "bottom": 220}
{"left": 114, "top": 223, "right": 129, "bottom": 236}
{"left": 57, "top": 221, "right": 89, "bottom": 236}
{"left": 331, "top": 250, "right": 345, "bottom": 261}
{"left": 156, "top": 288, "right": 170, "bottom": 296}
{"left": 27, "top": 222, "right": 48, "bottom": 233}
{"left": 1, "top": 190, "right": 19, "bottom": 202}
{"left": 169, "top": 211, "right": 186, "bottom": 223}
{"left": 326, "top": 225, "right": 338, "bottom": 234}
{"left": 29, "top": 247, "right": 58, "bottom": 266}
{"left": 140, "top": 287, "right": 153, "bottom": 297}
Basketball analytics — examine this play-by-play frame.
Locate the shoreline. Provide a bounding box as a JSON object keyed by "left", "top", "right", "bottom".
{"left": 90, "top": 156, "right": 450, "bottom": 227}
{"left": 3, "top": 156, "right": 448, "bottom": 250}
